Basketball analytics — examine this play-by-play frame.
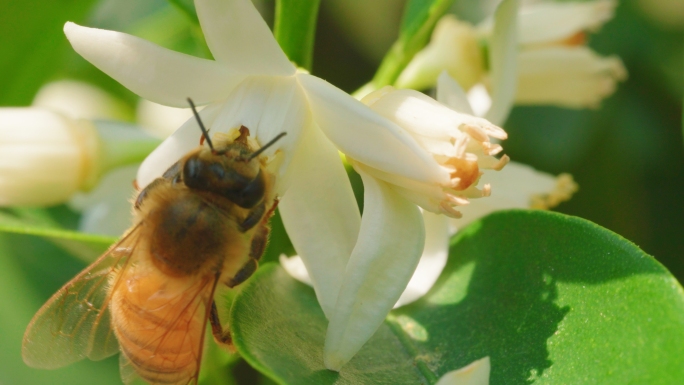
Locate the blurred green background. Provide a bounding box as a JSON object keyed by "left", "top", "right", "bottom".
{"left": 0, "top": 0, "right": 682, "bottom": 383}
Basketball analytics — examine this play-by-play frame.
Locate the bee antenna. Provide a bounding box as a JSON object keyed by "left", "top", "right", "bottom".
{"left": 187, "top": 97, "right": 215, "bottom": 151}
{"left": 248, "top": 132, "right": 287, "bottom": 161}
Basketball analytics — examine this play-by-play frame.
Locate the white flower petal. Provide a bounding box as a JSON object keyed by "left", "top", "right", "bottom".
{"left": 70, "top": 165, "right": 138, "bottom": 236}
{"left": 395, "top": 211, "right": 449, "bottom": 307}
{"left": 210, "top": 76, "right": 307, "bottom": 191}
{"left": 466, "top": 84, "right": 493, "bottom": 118}
{"left": 136, "top": 103, "right": 222, "bottom": 188}
{"left": 324, "top": 171, "right": 424, "bottom": 371}
{"left": 435, "top": 357, "right": 491, "bottom": 385}
{"left": 519, "top": 0, "right": 617, "bottom": 45}
{"left": 437, "top": 72, "right": 474, "bottom": 115}
{"left": 485, "top": 0, "right": 520, "bottom": 126}
{"left": 279, "top": 127, "right": 360, "bottom": 318}
{"left": 136, "top": 99, "right": 194, "bottom": 139}
{"left": 279, "top": 255, "right": 313, "bottom": 286}
{"left": 396, "top": 16, "right": 484, "bottom": 91}
{"left": 32, "top": 80, "right": 130, "bottom": 121}
{"left": 453, "top": 161, "right": 575, "bottom": 230}
{"left": 297, "top": 73, "right": 445, "bottom": 185}
{"left": 195, "top": 0, "right": 295, "bottom": 76}
{"left": 515, "top": 46, "right": 627, "bottom": 108}
{"left": 64, "top": 22, "right": 244, "bottom": 107}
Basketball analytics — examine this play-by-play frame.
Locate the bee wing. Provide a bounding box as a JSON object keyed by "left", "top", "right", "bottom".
{"left": 117, "top": 273, "right": 220, "bottom": 385}
{"left": 22, "top": 223, "right": 143, "bottom": 369}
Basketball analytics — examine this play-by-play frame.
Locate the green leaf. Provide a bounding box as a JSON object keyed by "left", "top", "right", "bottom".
{"left": 274, "top": 0, "right": 321, "bottom": 71}
{"left": 229, "top": 210, "right": 684, "bottom": 384}
{"left": 0, "top": 0, "right": 98, "bottom": 105}
{"left": 368, "top": 0, "right": 455, "bottom": 91}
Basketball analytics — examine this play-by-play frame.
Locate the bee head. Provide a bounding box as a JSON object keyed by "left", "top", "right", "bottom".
{"left": 182, "top": 127, "right": 266, "bottom": 208}
{"left": 182, "top": 99, "right": 285, "bottom": 208}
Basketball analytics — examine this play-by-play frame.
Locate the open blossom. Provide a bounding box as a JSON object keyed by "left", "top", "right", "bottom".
{"left": 63, "top": 0, "right": 452, "bottom": 371}
{"left": 397, "top": 0, "right": 626, "bottom": 110}
{"left": 282, "top": 87, "right": 510, "bottom": 368}
{"left": 356, "top": 86, "right": 509, "bottom": 217}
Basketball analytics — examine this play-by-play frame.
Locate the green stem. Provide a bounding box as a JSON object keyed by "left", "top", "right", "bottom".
{"left": 274, "top": 0, "right": 322, "bottom": 71}
{"left": 363, "top": 0, "right": 455, "bottom": 95}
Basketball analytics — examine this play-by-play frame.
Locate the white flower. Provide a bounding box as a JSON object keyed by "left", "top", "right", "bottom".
{"left": 435, "top": 357, "right": 491, "bottom": 385}
{"left": 396, "top": 16, "right": 484, "bottom": 92}
{"left": 0, "top": 108, "right": 99, "bottom": 206}
{"left": 136, "top": 99, "right": 194, "bottom": 138}
{"left": 397, "top": 0, "right": 626, "bottom": 111}
{"left": 394, "top": 72, "right": 578, "bottom": 304}
{"left": 70, "top": 164, "right": 139, "bottom": 236}
{"left": 32, "top": 79, "right": 131, "bottom": 121}
{"left": 281, "top": 86, "right": 510, "bottom": 369}
{"left": 511, "top": 0, "right": 627, "bottom": 108}
{"left": 63, "top": 0, "right": 447, "bottom": 370}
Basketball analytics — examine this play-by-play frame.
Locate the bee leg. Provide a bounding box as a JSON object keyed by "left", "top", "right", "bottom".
{"left": 209, "top": 301, "right": 234, "bottom": 348}
{"left": 238, "top": 201, "right": 266, "bottom": 232}
{"left": 134, "top": 178, "right": 165, "bottom": 210}
{"left": 227, "top": 258, "right": 258, "bottom": 288}
{"left": 249, "top": 223, "right": 270, "bottom": 261}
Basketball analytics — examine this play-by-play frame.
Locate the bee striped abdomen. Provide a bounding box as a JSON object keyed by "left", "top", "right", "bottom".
{"left": 110, "top": 265, "right": 210, "bottom": 385}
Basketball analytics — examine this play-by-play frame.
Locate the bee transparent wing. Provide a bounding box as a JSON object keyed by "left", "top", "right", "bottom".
{"left": 22, "top": 224, "right": 143, "bottom": 369}
{"left": 117, "top": 273, "right": 220, "bottom": 385}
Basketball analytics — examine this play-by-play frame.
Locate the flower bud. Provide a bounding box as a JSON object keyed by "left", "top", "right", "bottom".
{"left": 0, "top": 108, "right": 99, "bottom": 206}
{"left": 396, "top": 16, "right": 484, "bottom": 92}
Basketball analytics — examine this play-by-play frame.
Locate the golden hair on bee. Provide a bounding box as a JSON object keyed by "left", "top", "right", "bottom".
{"left": 22, "top": 99, "right": 285, "bottom": 385}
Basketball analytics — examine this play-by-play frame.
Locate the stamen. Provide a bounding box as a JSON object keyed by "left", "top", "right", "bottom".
{"left": 446, "top": 194, "right": 470, "bottom": 206}
{"left": 491, "top": 154, "right": 510, "bottom": 171}
{"left": 482, "top": 183, "right": 491, "bottom": 197}
{"left": 461, "top": 124, "right": 488, "bottom": 143}
{"left": 453, "top": 135, "right": 469, "bottom": 158}
{"left": 482, "top": 142, "right": 503, "bottom": 155}
{"left": 439, "top": 202, "right": 463, "bottom": 218}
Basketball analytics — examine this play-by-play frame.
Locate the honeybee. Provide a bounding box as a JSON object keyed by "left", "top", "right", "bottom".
{"left": 22, "top": 99, "right": 285, "bottom": 384}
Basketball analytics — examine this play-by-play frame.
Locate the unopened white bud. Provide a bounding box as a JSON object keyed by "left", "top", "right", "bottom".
{"left": 396, "top": 16, "right": 484, "bottom": 91}
{"left": 0, "top": 108, "right": 99, "bottom": 206}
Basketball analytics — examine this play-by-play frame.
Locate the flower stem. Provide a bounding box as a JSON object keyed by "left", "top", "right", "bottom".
{"left": 274, "top": 0, "right": 321, "bottom": 71}
{"left": 364, "top": 0, "right": 456, "bottom": 94}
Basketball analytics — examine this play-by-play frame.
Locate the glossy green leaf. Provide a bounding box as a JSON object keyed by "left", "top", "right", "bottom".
{"left": 229, "top": 210, "right": 684, "bottom": 384}
{"left": 369, "top": 0, "right": 455, "bottom": 90}
{"left": 274, "top": 0, "right": 321, "bottom": 71}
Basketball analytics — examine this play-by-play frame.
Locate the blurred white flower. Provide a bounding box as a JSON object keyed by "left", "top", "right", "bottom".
{"left": 70, "top": 164, "right": 138, "bottom": 236}
{"left": 136, "top": 99, "right": 194, "bottom": 138}
{"left": 0, "top": 107, "right": 159, "bottom": 208}
{"left": 435, "top": 357, "right": 491, "bottom": 385}
{"left": 32, "top": 79, "right": 131, "bottom": 121}
{"left": 0, "top": 108, "right": 99, "bottom": 206}
{"left": 64, "top": 0, "right": 451, "bottom": 371}
{"left": 510, "top": 0, "right": 627, "bottom": 108}
{"left": 397, "top": 0, "right": 626, "bottom": 111}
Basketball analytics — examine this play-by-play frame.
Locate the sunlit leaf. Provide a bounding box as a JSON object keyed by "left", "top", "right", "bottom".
{"left": 230, "top": 210, "right": 684, "bottom": 384}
